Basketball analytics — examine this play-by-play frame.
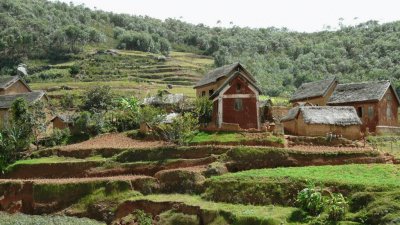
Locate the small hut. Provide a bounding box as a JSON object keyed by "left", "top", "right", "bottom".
{"left": 51, "top": 115, "right": 73, "bottom": 130}
{"left": 281, "top": 106, "right": 362, "bottom": 140}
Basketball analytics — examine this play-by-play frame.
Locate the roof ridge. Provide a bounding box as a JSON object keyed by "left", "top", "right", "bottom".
{"left": 337, "top": 80, "right": 390, "bottom": 86}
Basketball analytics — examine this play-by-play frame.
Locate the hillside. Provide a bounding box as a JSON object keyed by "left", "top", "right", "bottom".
{"left": 2, "top": 0, "right": 400, "bottom": 97}
{"left": 27, "top": 50, "right": 213, "bottom": 98}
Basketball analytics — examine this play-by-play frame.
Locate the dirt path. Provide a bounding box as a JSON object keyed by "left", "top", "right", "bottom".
{"left": 60, "top": 133, "right": 170, "bottom": 151}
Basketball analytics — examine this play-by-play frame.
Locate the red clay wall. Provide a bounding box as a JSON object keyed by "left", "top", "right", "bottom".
{"left": 222, "top": 98, "right": 258, "bottom": 129}
{"left": 220, "top": 76, "right": 258, "bottom": 129}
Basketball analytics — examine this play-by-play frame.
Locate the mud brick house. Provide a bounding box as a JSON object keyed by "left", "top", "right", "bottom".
{"left": 327, "top": 80, "right": 400, "bottom": 133}
{"left": 289, "top": 77, "right": 338, "bottom": 106}
{"left": 51, "top": 115, "right": 73, "bottom": 130}
{"left": 0, "top": 75, "right": 32, "bottom": 95}
{"left": 281, "top": 106, "right": 362, "bottom": 139}
{"left": 194, "top": 62, "right": 262, "bottom": 130}
{"left": 0, "top": 76, "right": 49, "bottom": 127}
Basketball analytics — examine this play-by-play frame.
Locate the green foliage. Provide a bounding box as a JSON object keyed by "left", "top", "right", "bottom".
{"left": 159, "top": 211, "right": 199, "bottom": 225}
{"left": 69, "top": 64, "right": 80, "bottom": 76}
{"left": 194, "top": 96, "right": 213, "bottom": 124}
{"left": 0, "top": 212, "right": 104, "bottom": 225}
{"left": 296, "top": 185, "right": 325, "bottom": 216}
{"left": 137, "top": 105, "right": 165, "bottom": 126}
{"left": 327, "top": 193, "right": 348, "bottom": 221}
{"left": 132, "top": 209, "right": 153, "bottom": 225}
{"left": 74, "top": 111, "right": 109, "bottom": 136}
{"left": 60, "top": 93, "right": 77, "bottom": 110}
{"left": 80, "top": 85, "right": 113, "bottom": 113}
{"left": 157, "top": 113, "right": 199, "bottom": 145}
{"left": 45, "top": 128, "right": 71, "bottom": 147}
{"left": 117, "top": 31, "right": 171, "bottom": 56}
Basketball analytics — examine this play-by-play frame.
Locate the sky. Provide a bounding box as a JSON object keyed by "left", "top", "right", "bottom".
{"left": 54, "top": 0, "right": 400, "bottom": 32}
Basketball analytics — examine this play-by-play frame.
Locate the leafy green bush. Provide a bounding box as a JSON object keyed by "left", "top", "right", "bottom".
{"left": 158, "top": 210, "right": 199, "bottom": 225}
{"left": 194, "top": 96, "right": 213, "bottom": 125}
{"left": 45, "top": 128, "right": 71, "bottom": 147}
{"left": 80, "top": 85, "right": 113, "bottom": 113}
{"left": 60, "top": 93, "right": 77, "bottom": 109}
{"left": 327, "top": 193, "right": 348, "bottom": 221}
{"left": 296, "top": 185, "right": 325, "bottom": 216}
{"left": 156, "top": 113, "right": 198, "bottom": 145}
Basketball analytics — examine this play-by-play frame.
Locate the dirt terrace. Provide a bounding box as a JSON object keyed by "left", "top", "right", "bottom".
{"left": 0, "top": 175, "right": 151, "bottom": 184}
{"left": 59, "top": 133, "right": 170, "bottom": 151}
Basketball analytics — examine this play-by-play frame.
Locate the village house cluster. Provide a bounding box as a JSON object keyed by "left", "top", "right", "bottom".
{"left": 0, "top": 76, "right": 48, "bottom": 128}
{"left": 194, "top": 63, "right": 400, "bottom": 140}
{"left": 0, "top": 62, "right": 398, "bottom": 141}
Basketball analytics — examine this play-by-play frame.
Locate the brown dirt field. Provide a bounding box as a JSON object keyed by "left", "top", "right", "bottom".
{"left": 60, "top": 133, "right": 170, "bottom": 151}
{"left": 0, "top": 175, "right": 151, "bottom": 184}
{"left": 287, "top": 145, "right": 374, "bottom": 153}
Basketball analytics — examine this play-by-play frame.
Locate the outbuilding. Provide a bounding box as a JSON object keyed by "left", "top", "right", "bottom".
{"left": 281, "top": 106, "right": 362, "bottom": 140}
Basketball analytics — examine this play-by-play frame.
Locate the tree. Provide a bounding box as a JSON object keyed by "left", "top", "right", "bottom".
{"left": 80, "top": 85, "right": 113, "bottom": 113}
{"left": 194, "top": 97, "right": 213, "bottom": 125}
{"left": 156, "top": 113, "right": 198, "bottom": 145}
{"left": 30, "top": 101, "right": 47, "bottom": 150}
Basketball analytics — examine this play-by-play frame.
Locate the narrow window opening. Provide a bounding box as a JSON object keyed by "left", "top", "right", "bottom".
{"left": 357, "top": 107, "right": 363, "bottom": 118}
{"left": 234, "top": 98, "right": 243, "bottom": 111}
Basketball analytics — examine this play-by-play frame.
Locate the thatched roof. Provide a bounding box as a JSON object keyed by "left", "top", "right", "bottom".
{"left": 51, "top": 114, "right": 73, "bottom": 123}
{"left": 194, "top": 62, "right": 256, "bottom": 88}
{"left": 328, "top": 80, "right": 400, "bottom": 104}
{"left": 281, "top": 106, "right": 362, "bottom": 126}
{"left": 0, "top": 76, "right": 19, "bottom": 90}
{"left": 0, "top": 91, "right": 46, "bottom": 109}
{"left": 143, "top": 93, "right": 185, "bottom": 105}
{"left": 0, "top": 76, "right": 32, "bottom": 92}
{"left": 290, "top": 77, "right": 337, "bottom": 102}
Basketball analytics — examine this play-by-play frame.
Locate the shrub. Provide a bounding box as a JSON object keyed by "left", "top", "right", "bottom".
{"left": 327, "top": 193, "right": 348, "bottom": 221}
{"left": 45, "top": 128, "right": 70, "bottom": 147}
{"left": 194, "top": 96, "right": 213, "bottom": 125}
{"left": 158, "top": 210, "right": 199, "bottom": 225}
{"left": 156, "top": 113, "right": 198, "bottom": 145}
{"left": 74, "top": 111, "right": 108, "bottom": 136}
{"left": 137, "top": 105, "right": 165, "bottom": 126}
{"left": 80, "top": 85, "right": 113, "bottom": 113}
{"left": 133, "top": 209, "right": 152, "bottom": 225}
{"left": 296, "top": 185, "right": 325, "bottom": 216}
{"left": 60, "top": 93, "right": 76, "bottom": 109}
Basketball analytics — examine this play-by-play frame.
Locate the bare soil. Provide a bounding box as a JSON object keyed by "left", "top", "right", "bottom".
{"left": 60, "top": 133, "right": 170, "bottom": 151}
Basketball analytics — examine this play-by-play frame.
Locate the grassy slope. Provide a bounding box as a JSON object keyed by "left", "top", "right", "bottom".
{"left": 212, "top": 164, "right": 400, "bottom": 188}
{"left": 0, "top": 212, "right": 104, "bottom": 225}
{"left": 28, "top": 50, "right": 213, "bottom": 99}
{"left": 129, "top": 194, "right": 299, "bottom": 224}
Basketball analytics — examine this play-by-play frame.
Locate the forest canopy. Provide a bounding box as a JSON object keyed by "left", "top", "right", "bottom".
{"left": 2, "top": 0, "right": 400, "bottom": 97}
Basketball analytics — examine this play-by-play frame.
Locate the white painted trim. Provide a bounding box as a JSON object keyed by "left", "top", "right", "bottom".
{"left": 218, "top": 97, "right": 222, "bottom": 128}
{"left": 217, "top": 84, "right": 231, "bottom": 128}
{"left": 222, "top": 94, "right": 255, "bottom": 98}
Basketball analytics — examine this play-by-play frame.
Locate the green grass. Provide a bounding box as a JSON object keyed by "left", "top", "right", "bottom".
{"left": 214, "top": 164, "right": 400, "bottom": 188}
{"left": 367, "top": 135, "right": 400, "bottom": 159}
{"left": 191, "top": 131, "right": 246, "bottom": 143}
{"left": 191, "top": 131, "right": 285, "bottom": 144}
{"left": 70, "top": 187, "right": 142, "bottom": 212}
{"left": 129, "top": 194, "right": 300, "bottom": 224}
{"left": 0, "top": 212, "right": 105, "bottom": 225}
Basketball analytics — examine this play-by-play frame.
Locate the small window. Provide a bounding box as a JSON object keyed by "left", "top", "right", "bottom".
{"left": 201, "top": 91, "right": 206, "bottom": 97}
{"left": 357, "top": 107, "right": 363, "bottom": 118}
{"left": 236, "top": 83, "right": 242, "bottom": 93}
{"left": 234, "top": 99, "right": 243, "bottom": 111}
{"left": 209, "top": 89, "right": 214, "bottom": 96}
{"left": 368, "top": 106, "right": 374, "bottom": 119}
{"left": 387, "top": 94, "right": 392, "bottom": 102}
{"left": 387, "top": 105, "right": 392, "bottom": 120}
